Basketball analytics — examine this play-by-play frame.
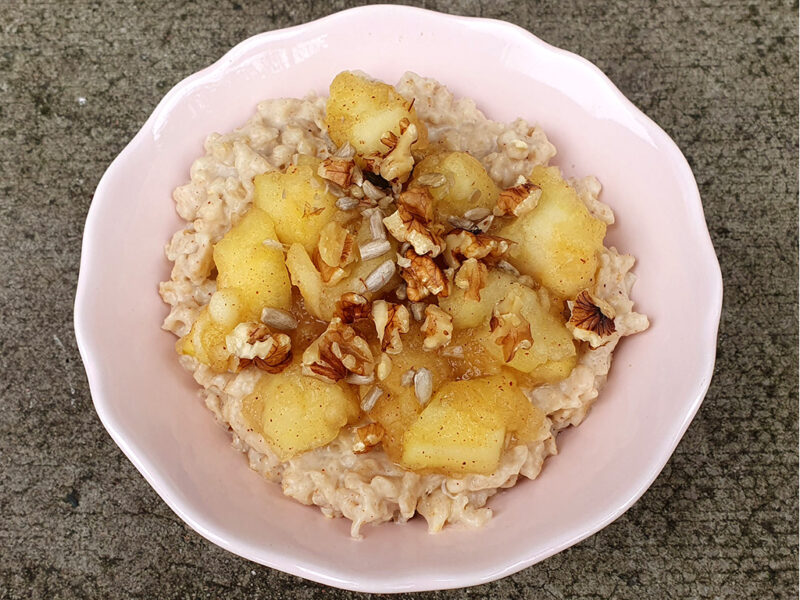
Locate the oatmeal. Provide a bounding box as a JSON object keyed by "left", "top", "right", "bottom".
{"left": 159, "top": 71, "right": 649, "bottom": 537}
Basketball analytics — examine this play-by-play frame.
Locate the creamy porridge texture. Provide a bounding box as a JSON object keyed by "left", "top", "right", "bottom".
{"left": 159, "top": 72, "right": 649, "bottom": 537}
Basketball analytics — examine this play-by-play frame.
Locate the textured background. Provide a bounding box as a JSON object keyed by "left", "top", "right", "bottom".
{"left": 1, "top": 1, "right": 797, "bottom": 598}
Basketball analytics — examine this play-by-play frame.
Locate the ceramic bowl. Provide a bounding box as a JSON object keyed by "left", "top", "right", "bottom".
{"left": 75, "top": 5, "right": 722, "bottom": 592}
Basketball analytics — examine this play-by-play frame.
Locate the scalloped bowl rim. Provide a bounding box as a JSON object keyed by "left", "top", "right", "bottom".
{"left": 75, "top": 5, "right": 722, "bottom": 593}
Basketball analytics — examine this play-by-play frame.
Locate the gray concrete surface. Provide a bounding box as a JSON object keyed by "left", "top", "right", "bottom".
{"left": 1, "top": 1, "right": 797, "bottom": 598}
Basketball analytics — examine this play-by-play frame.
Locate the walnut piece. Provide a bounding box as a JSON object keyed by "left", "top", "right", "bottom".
{"left": 353, "top": 422, "right": 385, "bottom": 454}
{"left": 226, "top": 322, "right": 292, "bottom": 374}
{"left": 302, "top": 318, "right": 374, "bottom": 382}
{"left": 379, "top": 119, "right": 418, "bottom": 183}
{"left": 421, "top": 305, "right": 453, "bottom": 351}
{"left": 372, "top": 300, "right": 410, "bottom": 355}
{"left": 335, "top": 292, "right": 372, "bottom": 324}
{"left": 318, "top": 157, "right": 355, "bottom": 188}
{"left": 489, "top": 293, "right": 532, "bottom": 362}
{"left": 454, "top": 258, "right": 488, "bottom": 302}
{"left": 567, "top": 290, "right": 617, "bottom": 348}
{"left": 314, "top": 222, "right": 356, "bottom": 284}
{"left": 445, "top": 229, "right": 512, "bottom": 266}
{"left": 383, "top": 187, "right": 444, "bottom": 257}
{"left": 399, "top": 249, "right": 450, "bottom": 301}
{"left": 494, "top": 177, "right": 542, "bottom": 217}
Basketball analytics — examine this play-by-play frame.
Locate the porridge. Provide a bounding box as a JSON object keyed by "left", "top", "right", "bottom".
{"left": 159, "top": 71, "right": 649, "bottom": 537}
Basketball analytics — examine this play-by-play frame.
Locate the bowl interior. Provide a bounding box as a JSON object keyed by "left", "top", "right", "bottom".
{"left": 76, "top": 5, "right": 721, "bottom": 593}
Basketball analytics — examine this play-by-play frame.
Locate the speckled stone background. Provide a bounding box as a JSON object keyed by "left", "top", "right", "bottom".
{"left": 1, "top": 0, "right": 797, "bottom": 598}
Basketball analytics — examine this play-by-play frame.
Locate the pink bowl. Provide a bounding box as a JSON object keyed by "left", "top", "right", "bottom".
{"left": 75, "top": 5, "right": 722, "bottom": 593}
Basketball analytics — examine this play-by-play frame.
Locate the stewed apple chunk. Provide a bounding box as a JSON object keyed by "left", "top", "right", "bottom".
{"left": 242, "top": 367, "right": 360, "bottom": 461}
{"left": 400, "top": 374, "right": 548, "bottom": 475}
{"left": 479, "top": 283, "right": 576, "bottom": 373}
{"left": 253, "top": 160, "right": 338, "bottom": 252}
{"left": 411, "top": 151, "right": 499, "bottom": 217}
{"left": 325, "top": 71, "right": 428, "bottom": 168}
{"left": 500, "top": 166, "right": 606, "bottom": 299}
{"left": 212, "top": 207, "right": 292, "bottom": 319}
{"left": 285, "top": 218, "right": 398, "bottom": 321}
{"left": 366, "top": 333, "right": 451, "bottom": 462}
{"left": 180, "top": 306, "right": 234, "bottom": 372}
{"left": 438, "top": 269, "right": 516, "bottom": 329}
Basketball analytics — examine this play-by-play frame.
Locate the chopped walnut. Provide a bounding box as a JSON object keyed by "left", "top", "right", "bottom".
{"left": 454, "top": 258, "right": 488, "bottom": 301}
{"left": 226, "top": 322, "right": 292, "bottom": 374}
{"left": 444, "top": 229, "right": 512, "bottom": 266}
{"left": 494, "top": 177, "right": 542, "bottom": 217}
{"left": 421, "top": 305, "right": 453, "bottom": 351}
{"left": 372, "top": 300, "right": 410, "bottom": 355}
{"left": 335, "top": 292, "right": 372, "bottom": 324}
{"left": 318, "top": 157, "right": 355, "bottom": 188}
{"left": 489, "top": 292, "right": 532, "bottom": 362}
{"left": 314, "top": 222, "right": 356, "bottom": 284}
{"left": 379, "top": 119, "right": 418, "bottom": 183}
{"left": 567, "top": 290, "right": 617, "bottom": 348}
{"left": 353, "top": 422, "right": 385, "bottom": 454}
{"left": 399, "top": 249, "right": 450, "bottom": 301}
{"left": 383, "top": 187, "right": 444, "bottom": 257}
{"left": 302, "top": 318, "right": 374, "bottom": 382}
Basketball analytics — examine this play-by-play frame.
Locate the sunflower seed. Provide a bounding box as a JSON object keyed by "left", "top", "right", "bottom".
{"left": 362, "top": 180, "right": 385, "bottom": 201}
{"left": 410, "top": 302, "right": 426, "bottom": 322}
{"left": 496, "top": 259, "right": 520, "bottom": 276}
{"left": 260, "top": 307, "right": 298, "bottom": 330}
{"left": 336, "top": 196, "right": 360, "bottom": 211}
{"left": 326, "top": 182, "right": 346, "bottom": 197}
{"left": 414, "top": 368, "right": 433, "bottom": 406}
{"left": 359, "top": 239, "right": 391, "bottom": 261}
{"left": 334, "top": 142, "right": 355, "bottom": 159}
{"left": 369, "top": 209, "right": 386, "bottom": 240}
{"left": 364, "top": 260, "right": 396, "bottom": 292}
{"left": 416, "top": 172, "right": 447, "bottom": 187}
{"left": 448, "top": 216, "right": 474, "bottom": 230}
{"left": 440, "top": 345, "right": 464, "bottom": 358}
{"left": 263, "top": 239, "right": 286, "bottom": 251}
{"left": 360, "top": 386, "right": 383, "bottom": 412}
{"left": 347, "top": 373, "right": 375, "bottom": 386}
{"left": 376, "top": 354, "right": 392, "bottom": 381}
{"left": 395, "top": 282, "right": 407, "bottom": 301}
{"left": 351, "top": 163, "right": 364, "bottom": 186}
{"left": 464, "top": 207, "right": 491, "bottom": 221}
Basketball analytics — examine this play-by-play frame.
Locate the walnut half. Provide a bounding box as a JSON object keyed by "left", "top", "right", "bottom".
{"left": 302, "top": 318, "right": 374, "bottom": 382}
{"left": 383, "top": 187, "right": 444, "bottom": 257}
{"left": 445, "top": 229, "right": 512, "bottom": 266}
{"left": 399, "top": 249, "right": 450, "bottom": 301}
{"left": 453, "top": 258, "right": 488, "bottom": 302}
{"left": 494, "top": 177, "right": 542, "bottom": 217}
{"left": 353, "top": 422, "right": 385, "bottom": 454}
{"left": 335, "top": 292, "right": 372, "bottom": 324}
{"left": 372, "top": 300, "right": 410, "bottom": 354}
{"left": 318, "top": 157, "right": 355, "bottom": 188}
{"left": 379, "top": 119, "right": 418, "bottom": 183}
{"left": 567, "top": 290, "right": 617, "bottom": 347}
{"left": 314, "top": 222, "right": 356, "bottom": 284}
{"left": 489, "top": 292, "right": 532, "bottom": 362}
{"left": 421, "top": 305, "right": 453, "bottom": 351}
{"left": 226, "top": 322, "right": 292, "bottom": 374}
